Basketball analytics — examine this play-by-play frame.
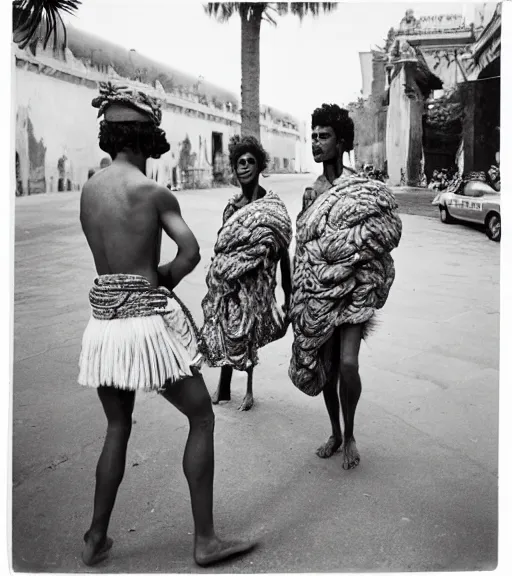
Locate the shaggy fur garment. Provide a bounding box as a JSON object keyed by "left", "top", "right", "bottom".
{"left": 200, "top": 191, "right": 292, "bottom": 371}
{"left": 289, "top": 174, "right": 402, "bottom": 396}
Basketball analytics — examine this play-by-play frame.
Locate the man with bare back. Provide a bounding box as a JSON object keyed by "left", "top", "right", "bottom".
{"left": 78, "top": 82, "right": 255, "bottom": 567}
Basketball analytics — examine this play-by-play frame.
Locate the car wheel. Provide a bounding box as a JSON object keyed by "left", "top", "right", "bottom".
{"left": 485, "top": 213, "right": 501, "bottom": 242}
{"left": 439, "top": 206, "right": 454, "bottom": 223}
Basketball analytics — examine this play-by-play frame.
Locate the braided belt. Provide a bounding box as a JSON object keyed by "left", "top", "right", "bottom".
{"left": 89, "top": 275, "right": 168, "bottom": 320}
{"left": 89, "top": 274, "right": 202, "bottom": 343}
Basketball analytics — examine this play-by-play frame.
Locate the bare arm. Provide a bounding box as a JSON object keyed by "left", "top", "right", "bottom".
{"left": 279, "top": 246, "right": 292, "bottom": 310}
{"left": 155, "top": 187, "right": 201, "bottom": 291}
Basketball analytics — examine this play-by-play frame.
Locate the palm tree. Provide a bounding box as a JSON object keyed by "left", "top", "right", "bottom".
{"left": 12, "top": 0, "right": 81, "bottom": 56}
{"left": 205, "top": 2, "right": 337, "bottom": 139}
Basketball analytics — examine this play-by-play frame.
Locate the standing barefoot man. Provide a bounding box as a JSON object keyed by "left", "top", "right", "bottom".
{"left": 200, "top": 136, "right": 292, "bottom": 411}
{"left": 78, "top": 82, "right": 256, "bottom": 567}
{"left": 289, "top": 104, "right": 402, "bottom": 469}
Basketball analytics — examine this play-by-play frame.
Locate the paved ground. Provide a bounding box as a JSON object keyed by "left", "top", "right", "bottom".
{"left": 12, "top": 174, "right": 499, "bottom": 572}
{"left": 392, "top": 187, "right": 439, "bottom": 219}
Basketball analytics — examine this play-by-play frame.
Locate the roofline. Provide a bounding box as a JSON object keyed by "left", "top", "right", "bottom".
{"left": 61, "top": 24, "right": 300, "bottom": 128}
{"left": 14, "top": 45, "right": 302, "bottom": 136}
{"left": 471, "top": 4, "right": 501, "bottom": 60}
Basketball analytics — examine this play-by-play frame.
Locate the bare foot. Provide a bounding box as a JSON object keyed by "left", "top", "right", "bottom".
{"left": 316, "top": 435, "right": 342, "bottom": 458}
{"left": 238, "top": 393, "right": 254, "bottom": 411}
{"left": 211, "top": 385, "right": 230, "bottom": 404}
{"left": 341, "top": 437, "right": 360, "bottom": 470}
{"left": 82, "top": 531, "right": 113, "bottom": 566}
{"left": 195, "top": 537, "right": 257, "bottom": 567}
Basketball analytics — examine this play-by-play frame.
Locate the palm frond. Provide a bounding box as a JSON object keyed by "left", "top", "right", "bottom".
{"left": 205, "top": 2, "right": 335, "bottom": 25}
{"left": 203, "top": 2, "right": 239, "bottom": 22}
{"left": 13, "top": 0, "right": 81, "bottom": 53}
{"left": 205, "top": 3, "right": 273, "bottom": 23}
{"left": 262, "top": 4, "right": 278, "bottom": 25}
{"left": 275, "top": 2, "right": 337, "bottom": 20}
{"left": 240, "top": 2, "right": 267, "bottom": 22}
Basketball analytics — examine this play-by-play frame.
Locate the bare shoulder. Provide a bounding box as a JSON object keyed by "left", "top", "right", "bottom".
{"left": 80, "top": 166, "right": 113, "bottom": 203}
{"left": 148, "top": 181, "right": 181, "bottom": 214}
{"left": 80, "top": 174, "right": 96, "bottom": 198}
{"left": 80, "top": 177, "right": 96, "bottom": 215}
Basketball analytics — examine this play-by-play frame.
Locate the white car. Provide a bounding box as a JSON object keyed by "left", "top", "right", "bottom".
{"left": 432, "top": 180, "right": 501, "bottom": 242}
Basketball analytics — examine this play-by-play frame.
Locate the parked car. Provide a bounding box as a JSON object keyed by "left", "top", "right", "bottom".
{"left": 432, "top": 179, "right": 501, "bottom": 242}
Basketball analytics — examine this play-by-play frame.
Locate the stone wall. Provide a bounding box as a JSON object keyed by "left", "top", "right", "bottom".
{"left": 461, "top": 76, "right": 500, "bottom": 173}
{"left": 349, "top": 101, "right": 386, "bottom": 171}
{"left": 348, "top": 53, "right": 387, "bottom": 171}
{"left": 13, "top": 45, "right": 303, "bottom": 196}
{"left": 15, "top": 60, "right": 103, "bottom": 195}
{"left": 386, "top": 63, "right": 425, "bottom": 186}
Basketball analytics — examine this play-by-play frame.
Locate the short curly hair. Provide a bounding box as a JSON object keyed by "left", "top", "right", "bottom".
{"left": 99, "top": 120, "right": 170, "bottom": 160}
{"left": 228, "top": 135, "right": 269, "bottom": 173}
{"left": 311, "top": 104, "right": 354, "bottom": 152}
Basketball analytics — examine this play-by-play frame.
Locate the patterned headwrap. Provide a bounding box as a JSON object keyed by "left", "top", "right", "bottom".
{"left": 92, "top": 81, "right": 163, "bottom": 126}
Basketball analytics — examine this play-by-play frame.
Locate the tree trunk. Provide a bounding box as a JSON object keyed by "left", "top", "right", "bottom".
{"left": 240, "top": 6, "right": 262, "bottom": 140}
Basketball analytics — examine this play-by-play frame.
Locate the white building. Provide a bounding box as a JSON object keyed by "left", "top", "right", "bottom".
{"left": 13, "top": 25, "right": 308, "bottom": 196}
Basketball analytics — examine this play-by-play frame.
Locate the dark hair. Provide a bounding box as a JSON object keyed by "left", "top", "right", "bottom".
{"left": 228, "top": 135, "right": 269, "bottom": 173}
{"left": 98, "top": 120, "right": 170, "bottom": 160}
{"left": 311, "top": 104, "right": 354, "bottom": 152}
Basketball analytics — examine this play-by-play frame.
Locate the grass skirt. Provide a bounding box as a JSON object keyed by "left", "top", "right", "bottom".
{"left": 78, "top": 295, "right": 202, "bottom": 392}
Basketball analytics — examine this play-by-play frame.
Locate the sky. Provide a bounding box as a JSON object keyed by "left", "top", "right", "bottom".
{"left": 63, "top": 0, "right": 491, "bottom": 123}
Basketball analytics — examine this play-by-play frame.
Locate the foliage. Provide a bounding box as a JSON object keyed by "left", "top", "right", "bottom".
{"left": 205, "top": 2, "right": 338, "bottom": 24}
{"left": 375, "top": 27, "right": 396, "bottom": 53}
{"left": 204, "top": 3, "right": 337, "bottom": 137}
{"left": 347, "top": 96, "right": 367, "bottom": 111}
{"left": 383, "top": 27, "right": 397, "bottom": 52}
{"left": 13, "top": 0, "right": 81, "bottom": 55}
{"left": 155, "top": 73, "right": 176, "bottom": 93}
{"left": 425, "top": 88, "right": 463, "bottom": 133}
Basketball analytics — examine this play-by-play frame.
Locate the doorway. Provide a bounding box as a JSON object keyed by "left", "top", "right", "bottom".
{"left": 212, "top": 131, "right": 224, "bottom": 183}
{"left": 15, "top": 152, "right": 23, "bottom": 196}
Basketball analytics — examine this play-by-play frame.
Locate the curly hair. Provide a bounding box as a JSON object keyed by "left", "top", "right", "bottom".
{"left": 98, "top": 120, "right": 170, "bottom": 160}
{"left": 311, "top": 104, "right": 354, "bottom": 152}
{"left": 228, "top": 135, "right": 269, "bottom": 173}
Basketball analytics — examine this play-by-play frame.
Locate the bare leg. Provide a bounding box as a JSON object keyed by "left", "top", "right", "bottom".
{"left": 317, "top": 329, "right": 342, "bottom": 458}
{"left": 160, "top": 372, "right": 257, "bottom": 566}
{"left": 82, "top": 387, "right": 135, "bottom": 566}
{"left": 212, "top": 366, "right": 232, "bottom": 404}
{"left": 338, "top": 324, "right": 363, "bottom": 470}
{"left": 238, "top": 367, "right": 254, "bottom": 411}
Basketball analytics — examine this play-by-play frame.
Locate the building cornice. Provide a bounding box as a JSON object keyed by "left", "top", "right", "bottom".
{"left": 470, "top": 5, "right": 501, "bottom": 61}
{"left": 14, "top": 45, "right": 300, "bottom": 140}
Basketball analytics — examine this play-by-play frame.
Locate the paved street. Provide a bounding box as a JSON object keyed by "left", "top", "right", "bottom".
{"left": 13, "top": 174, "right": 499, "bottom": 572}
